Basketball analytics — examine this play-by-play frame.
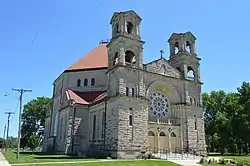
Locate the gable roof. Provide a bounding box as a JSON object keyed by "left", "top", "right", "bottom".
{"left": 66, "top": 43, "right": 108, "bottom": 72}
{"left": 66, "top": 90, "right": 107, "bottom": 105}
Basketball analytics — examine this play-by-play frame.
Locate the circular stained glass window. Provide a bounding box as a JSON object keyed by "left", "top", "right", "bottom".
{"left": 149, "top": 92, "right": 170, "bottom": 117}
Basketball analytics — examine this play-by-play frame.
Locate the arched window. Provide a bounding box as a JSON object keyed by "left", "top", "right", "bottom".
{"left": 190, "top": 97, "right": 193, "bottom": 105}
{"left": 77, "top": 79, "right": 81, "bottom": 87}
{"left": 131, "top": 88, "right": 135, "bottom": 97}
{"left": 174, "top": 42, "right": 179, "bottom": 54}
{"left": 92, "top": 115, "right": 96, "bottom": 139}
{"left": 126, "top": 22, "right": 133, "bottom": 34}
{"left": 113, "top": 52, "right": 118, "bottom": 65}
{"left": 115, "top": 24, "right": 119, "bottom": 34}
{"left": 160, "top": 131, "right": 166, "bottom": 136}
{"left": 125, "top": 50, "right": 136, "bottom": 65}
{"left": 84, "top": 79, "right": 88, "bottom": 86}
{"left": 186, "top": 41, "right": 191, "bottom": 53}
{"left": 194, "top": 115, "right": 197, "bottom": 130}
{"left": 126, "top": 87, "right": 129, "bottom": 96}
{"left": 148, "top": 131, "right": 155, "bottom": 136}
{"left": 187, "top": 66, "right": 195, "bottom": 81}
{"left": 170, "top": 132, "right": 176, "bottom": 137}
{"left": 91, "top": 78, "right": 95, "bottom": 86}
{"left": 162, "top": 64, "right": 167, "bottom": 74}
{"left": 129, "top": 115, "right": 132, "bottom": 126}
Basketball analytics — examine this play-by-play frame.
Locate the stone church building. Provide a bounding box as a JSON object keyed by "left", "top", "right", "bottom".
{"left": 43, "top": 10, "right": 207, "bottom": 158}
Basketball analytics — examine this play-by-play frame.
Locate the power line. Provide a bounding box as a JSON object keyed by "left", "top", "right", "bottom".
{"left": 12, "top": 88, "right": 32, "bottom": 159}
{"left": 10, "top": 99, "right": 20, "bottom": 123}
{"left": 5, "top": 112, "right": 14, "bottom": 151}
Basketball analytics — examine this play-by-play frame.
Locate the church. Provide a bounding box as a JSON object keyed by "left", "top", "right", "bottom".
{"left": 43, "top": 10, "right": 207, "bottom": 158}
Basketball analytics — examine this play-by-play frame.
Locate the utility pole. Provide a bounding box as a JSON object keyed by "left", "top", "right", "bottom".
{"left": 2, "top": 125, "right": 6, "bottom": 150}
{"left": 12, "top": 88, "right": 32, "bottom": 159}
{"left": 5, "top": 112, "right": 14, "bottom": 151}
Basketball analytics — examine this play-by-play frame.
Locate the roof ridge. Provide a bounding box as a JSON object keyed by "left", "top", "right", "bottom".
{"left": 66, "top": 43, "right": 108, "bottom": 71}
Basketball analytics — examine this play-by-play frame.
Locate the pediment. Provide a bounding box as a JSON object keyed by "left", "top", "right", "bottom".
{"left": 145, "top": 58, "right": 181, "bottom": 78}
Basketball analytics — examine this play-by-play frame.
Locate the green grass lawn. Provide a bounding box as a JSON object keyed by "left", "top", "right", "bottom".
{"left": 2, "top": 151, "right": 95, "bottom": 164}
{"left": 11, "top": 160, "right": 180, "bottom": 166}
{"left": 2, "top": 151, "right": 180, "bottom": 166}
{"left": 201, "top": 154, "right": 250, "bottom": 165}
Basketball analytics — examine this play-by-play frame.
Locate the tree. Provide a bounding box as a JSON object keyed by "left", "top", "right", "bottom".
{"left": 21, "top": 97, "right": 52, "bottom": 148}
{"left": 0, "top": 138, "right": 3, "bottom": 149}
{"left": 27, "top": 135, "right": 40, "bottom": 152}
{"left": 203, "top": 90, "right": 226, "bottom": 152}
{"left": 203, "top": 82, "right": 250, "bottom": 155}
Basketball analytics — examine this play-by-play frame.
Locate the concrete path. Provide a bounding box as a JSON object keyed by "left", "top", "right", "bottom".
{"left": 169, "top": 159, "right": 201, "bottom": 166}
{"left": 0, "top": 151, "right": 11, "bottom": 166}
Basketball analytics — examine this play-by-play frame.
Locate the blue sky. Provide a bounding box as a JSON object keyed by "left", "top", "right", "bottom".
{"left": 0, "top": 0, "right": 249, "bottom": 137}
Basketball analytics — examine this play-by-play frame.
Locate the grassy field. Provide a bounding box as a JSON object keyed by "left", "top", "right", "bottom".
{"left": 10, "top": 160, "right": 180, "bottom": 166}
{"left": 2, "top": 151, "right": 95, "bottom": 164}
{"left": 2, "top": 151, "right": 180, "bottom": 166}
{"left": 201, "top": 154, "right": 250, "bottom": 165}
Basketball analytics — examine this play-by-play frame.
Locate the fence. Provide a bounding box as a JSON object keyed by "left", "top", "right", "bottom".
{"left": 147, "top": 147, "right": 206, "bottom": 159}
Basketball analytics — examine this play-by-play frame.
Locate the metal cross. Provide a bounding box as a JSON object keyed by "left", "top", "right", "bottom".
{"left": 160, "top": 50, "right": 164, "bottom": 59}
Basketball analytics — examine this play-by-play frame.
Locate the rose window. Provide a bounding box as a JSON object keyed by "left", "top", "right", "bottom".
{"left": 149, "top": 92, "right": 170, "bottom": 117}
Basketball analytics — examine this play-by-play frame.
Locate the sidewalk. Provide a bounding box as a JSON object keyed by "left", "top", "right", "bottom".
{"left": 169, "top": 159, "right": 201, "bottom": 166}
{"left": 0, "top": 151, "right": 11, "bottom": 166}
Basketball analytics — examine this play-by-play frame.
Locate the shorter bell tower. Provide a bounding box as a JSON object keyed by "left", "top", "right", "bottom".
{"left": 168, "top": 32, "right": 201, "bottom": 83}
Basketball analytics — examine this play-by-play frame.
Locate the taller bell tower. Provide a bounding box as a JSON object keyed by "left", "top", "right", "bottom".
{"left": 105, "top": 11, "right": 148, "bottom": 158}
{"left": 107, "top": 10, "right": 144, "bottom": 70}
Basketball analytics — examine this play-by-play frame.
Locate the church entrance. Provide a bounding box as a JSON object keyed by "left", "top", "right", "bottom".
{"left": 148, "top": 128, "right": 180, "bottom": 153}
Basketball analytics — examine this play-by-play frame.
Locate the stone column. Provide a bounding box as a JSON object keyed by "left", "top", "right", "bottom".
{"left": 191, "top": 43, "right": 196, "bottom": 54}
{"left": 179, "top": 36, "right": 185, "bottom": 51}
{"left": 183, "top": 64, "right": 188, "bottom": 79}
{"left": 169, "top": 44, "right": 175, "bottom": 56}
{"left": 196, "top": 63, "right": 201, "bottom": 82}
{"left": 119, "top": 47, "right": 125, "bottom": 65}
{"left": 118, "top": 78, "right": 126, "bottom": 95}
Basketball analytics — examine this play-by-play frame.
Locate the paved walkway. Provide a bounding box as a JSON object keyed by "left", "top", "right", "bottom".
{"left": 0, "top": 151, "right": 11, "bottom": 166}
{"left": 169, "top": 159, "right": 201, "bottom": 166}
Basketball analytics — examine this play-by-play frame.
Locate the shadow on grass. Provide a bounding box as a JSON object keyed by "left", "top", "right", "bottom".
{"left": 208, "top": 153, "right": 249, "bottom": 157}
{"left": 13, "top": 151, "right": 101, "bottom": 160}
{"left": 14, "top": 152, "right": 57, "bottom": 156}
{"left": 32, "top": 156, "right": 89, "bottom": 160}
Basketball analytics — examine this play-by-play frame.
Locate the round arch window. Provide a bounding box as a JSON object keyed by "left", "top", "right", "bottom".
{"left": 149, "top": 91, "right": 170, "bottom": 117}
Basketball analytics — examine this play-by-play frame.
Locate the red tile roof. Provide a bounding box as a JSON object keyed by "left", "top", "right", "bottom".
{"left": 67, "top": 90, "right": 107, "bottom": 105}
{"left": 66, "top": 43, "right": 108, "bottom": 71}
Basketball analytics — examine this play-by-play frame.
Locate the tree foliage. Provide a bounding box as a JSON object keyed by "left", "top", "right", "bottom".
{"left": 21, "top": 97, "right": 52, "bottom": 148}
{"left": 27, "top": 135, "right": 40, "bottom": 151}
{"left": 203, "top": 82, "right": 250, "bottom": 155}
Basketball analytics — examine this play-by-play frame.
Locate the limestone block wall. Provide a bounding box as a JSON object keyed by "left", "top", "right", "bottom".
{"left": 105, "top": 96, "right": 148, "bottom": 158}
{"left": 55, "top": 107, "right": 69, "bottom": 153}
{"left": 144, "top": 59, "right": 181, "bottom": 78}
{"left": 65, "top": 69, "right": 108, "bottom": 92}
{"left": 71, "top": 106, "right": 89, "bottom": 154}
{"left": 105, "top": 99, "right": 119, "bottom": 151}
{"left": 183, "top": 106, "right": 206, "bottom": 155}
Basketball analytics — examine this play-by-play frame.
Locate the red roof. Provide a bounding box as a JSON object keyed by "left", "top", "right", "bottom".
{"left": 66, "top": 43, "right": 108, "bottom": 71}
{"left": 67, "top": 90, "right": 107, "bottom": 105}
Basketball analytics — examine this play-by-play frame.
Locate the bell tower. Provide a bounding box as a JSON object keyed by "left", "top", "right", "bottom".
{"left": 104, "top": 10, "right": 148, "bottom": 159}
{"left": 168, "top": 32, "right": 201, "bottom": 83}
{"left": 107, "top": 10, "right": 144, "bottom": 70}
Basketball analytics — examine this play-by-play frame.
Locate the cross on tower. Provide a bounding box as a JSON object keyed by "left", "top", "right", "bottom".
{"left": 160, "top": 50, "right": 164, "bottom": 59}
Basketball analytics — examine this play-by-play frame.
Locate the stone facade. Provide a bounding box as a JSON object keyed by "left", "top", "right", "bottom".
{"left": 43, "top": 10, "right": 207, "bottom": 158}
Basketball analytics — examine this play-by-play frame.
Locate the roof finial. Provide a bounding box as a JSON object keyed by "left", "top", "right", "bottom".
{"left": 160, "top": 50, "right": 164, "bottom": 59}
